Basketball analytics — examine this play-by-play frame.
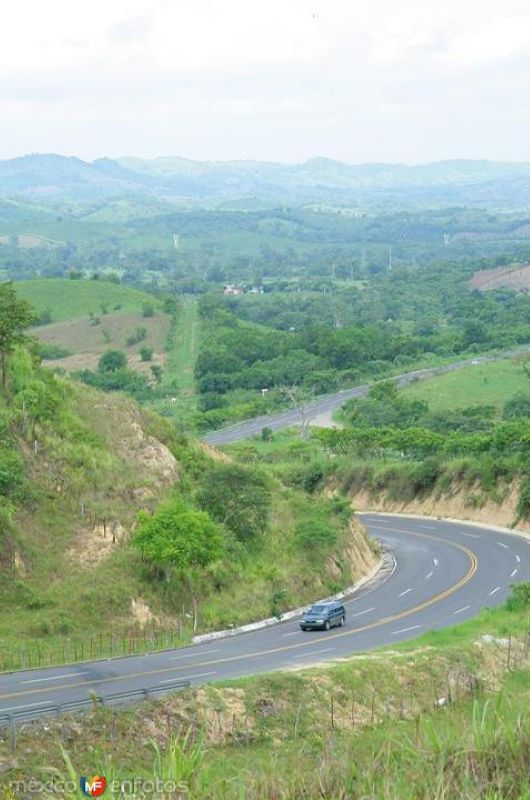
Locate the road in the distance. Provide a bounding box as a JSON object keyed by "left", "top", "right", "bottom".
{"left": 0, "top": 515, "right": 528, "bottom": 722}
{"left": 203, "top": 351, "right": 525, "bottom": 445}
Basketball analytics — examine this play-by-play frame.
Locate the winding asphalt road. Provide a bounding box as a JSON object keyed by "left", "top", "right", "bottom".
{"left": 203, "top": 351, "right": 527, "bottom": 445}
{"left": 1, "top": 514, "right": 528, "bottom": 722}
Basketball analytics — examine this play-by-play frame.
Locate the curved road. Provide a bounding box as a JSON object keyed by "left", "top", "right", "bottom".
{"left": 203, "top": 351, "right": 528, "bottom": 445}
{"left": 0, "top": 515, "right": 528, "bottom": 721}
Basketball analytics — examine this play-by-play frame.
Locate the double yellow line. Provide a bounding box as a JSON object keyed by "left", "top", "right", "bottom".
{"left": 0, "top": 528, "right": 478, "bottom": 702}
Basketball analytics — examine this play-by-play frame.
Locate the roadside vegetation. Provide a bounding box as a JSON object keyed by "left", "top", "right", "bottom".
{"left": 225, "top": 359, "right": 530, "bottom": 528}
{"left": 3, "top": 584, "right": 530, "bottom": 799}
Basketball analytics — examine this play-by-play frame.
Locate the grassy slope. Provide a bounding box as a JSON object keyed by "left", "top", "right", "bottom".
{"left": 401, "top": 358, "right": 528, "bottom": 412}
{"left": 16, "top": 278, "right": 160, "bottom": 322}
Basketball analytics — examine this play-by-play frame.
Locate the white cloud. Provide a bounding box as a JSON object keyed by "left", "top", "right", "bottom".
{"left": 0, "top": 0, "right": 528, "bottom": 161}
{"left": 438, "top": 14, "right": 530, "bottom": 68}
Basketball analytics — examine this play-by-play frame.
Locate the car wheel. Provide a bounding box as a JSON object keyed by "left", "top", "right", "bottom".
{"left": 324, "top": 620, "right": 330, "bottom": 631}
{"left": 339, "top": 616, "right": 345, "bottom": 627}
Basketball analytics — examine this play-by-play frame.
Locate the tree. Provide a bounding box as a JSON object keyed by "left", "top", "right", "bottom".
{"left": 98, "top": 350, "right": 127, "bottom": 373}
{"left": 198, "top": 463, "right": 271, "bottom": 542}
{"left": 133, "top": 498, "right": 223, "bottom": 583}
{"left": 368, "top": 380, "right": 398, "bottom": 402}
{"left": 0, "top": 282, "right": 36, "bottom": 389}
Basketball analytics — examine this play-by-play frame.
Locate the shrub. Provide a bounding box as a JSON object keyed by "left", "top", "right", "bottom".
{"left": 516, "top": 476, "right": 530, "bottom": 521}
{"left": 198, "top": 463, "right": 271, "bottom": 543}
{"left": 503, "top": 394, "right": 530, "bottom": 420}
{"left": 410, "top": 457, "right": 442, "bottom": 493}
{"left": 295, "top": 519, "right": 337, "bottom": 549}
{"left": 126, "top": 327, "right": 147, "bottom": 346}
{"left": 133, "top": 498, "right": 223, "bottom": 582}
{"left": 139, "top": 346, "right": 154, "bottom": 362}
{"left": 150, "top": 365, "right": 163, "bottom": 383}
{"left": 505, "top": 581, "right": 530, "bottom": 612}
{"left": 290, "top": 463, "right": 325, "bottom": 494}
{"left": 269, "top": 588, "right": 290, "bottom": 618}
{"left": 39, "top": 343, "right": 72, "bottom": 360}
{"left": 142, "top": 302, "right": 155, "bottom": 318}
{"left": 98, "top": 350, "right": 127, "bottom": 373}
{"left": 34, "top": 309, "right": 53, "bottom": 326}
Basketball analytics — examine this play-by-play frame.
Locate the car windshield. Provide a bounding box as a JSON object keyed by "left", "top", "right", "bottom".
{"left": 309, "top": 605, "right": 328, "bottom": 614}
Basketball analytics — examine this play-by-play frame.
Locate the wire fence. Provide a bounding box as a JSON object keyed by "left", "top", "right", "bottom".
{"left": 0, "top": 624, "right": 191, "bottom": 672}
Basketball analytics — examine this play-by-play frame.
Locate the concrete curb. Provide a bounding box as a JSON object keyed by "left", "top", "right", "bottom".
{"left": 192, "top": 554, "right": 384, "bottom": 644}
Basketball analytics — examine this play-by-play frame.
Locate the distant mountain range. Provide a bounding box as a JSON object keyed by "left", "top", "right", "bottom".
{"left": 0, "top": 153, "right": 528, "bottom": 210}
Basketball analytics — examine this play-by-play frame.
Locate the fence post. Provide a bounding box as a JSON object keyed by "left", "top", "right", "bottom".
{"left": 10, "top": 715, "right": 16, "bottom": 753}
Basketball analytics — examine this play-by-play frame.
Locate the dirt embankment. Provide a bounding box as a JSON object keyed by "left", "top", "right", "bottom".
{"left": 348, "top": 481, "right": 530, "bottom": 533}
{"left": 346, "top": 516, "right": 379, "bottom": 580}
{"left": 324, "top": 515, "right": 379, "bottom": 587}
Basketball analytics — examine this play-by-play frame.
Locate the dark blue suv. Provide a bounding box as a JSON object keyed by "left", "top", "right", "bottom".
{"left": 300, "top": 601, "right": 346, "bottom": 631}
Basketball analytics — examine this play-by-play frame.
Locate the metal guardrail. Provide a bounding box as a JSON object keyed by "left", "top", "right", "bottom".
{"left": 0, "top": 679, "right": 191, "bottom": 748}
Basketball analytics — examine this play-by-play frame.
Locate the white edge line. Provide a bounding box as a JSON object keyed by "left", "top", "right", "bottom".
{"left": 170, "top": 649, "right": 219, "bottom": 660}
{"left": 291, "top": 647, "right": 336, "bottom": 659}
{"left": 453, "top": 605, "right": 470, "bottom": 615}
{"left": 160, "top": 671, "right": 217, "bottom": 684}
{"left": 392, "top": 625, "right": 421, "bottom": 636}
{"left": 2, "top": 700, "right": 54, "bottom": 712}
{"left": 21, "top": 671, "right": 91, "bottom": 685}
{"left": 489, "top": 586, "right": 501, "bottom": 595}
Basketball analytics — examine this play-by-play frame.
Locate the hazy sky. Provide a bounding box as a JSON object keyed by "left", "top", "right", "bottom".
{"left": 1, "top": 0, "right": 529, "bottom": 163}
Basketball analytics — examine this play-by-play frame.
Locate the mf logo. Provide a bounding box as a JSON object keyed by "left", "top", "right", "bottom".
{"left": 80, "top": 775, "right": 107, "bottom": 797}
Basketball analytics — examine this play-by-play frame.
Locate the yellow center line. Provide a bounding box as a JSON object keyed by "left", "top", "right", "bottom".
{"left": 0, "top": 529, "right": 477, "bottom": 702}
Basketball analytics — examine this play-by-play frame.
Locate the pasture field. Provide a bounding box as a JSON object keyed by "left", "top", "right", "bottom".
{"left": 401, "top": 358, "right": 529, "bottom": 412}
{"left": 17, "top": 278, "right": 161, "bottom": 322}
{"left": 36, "top": 312, "right": 171, "bottom": 376}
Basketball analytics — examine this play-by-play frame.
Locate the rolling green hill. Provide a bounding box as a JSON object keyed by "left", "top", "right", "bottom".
{"left": 16, "top": 278, "right": 160, "bottom": 323}
{"left": 401, "top": 358, "right": 529, "bottom": 413}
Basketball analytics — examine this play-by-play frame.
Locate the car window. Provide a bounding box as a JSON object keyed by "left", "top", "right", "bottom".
{"left": 309, "top": 605, "right": 328, "bottom": 613}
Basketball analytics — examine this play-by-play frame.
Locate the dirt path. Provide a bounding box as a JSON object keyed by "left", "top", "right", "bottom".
{"left": 166, "top": 297, "right": 199, "bottom": 413}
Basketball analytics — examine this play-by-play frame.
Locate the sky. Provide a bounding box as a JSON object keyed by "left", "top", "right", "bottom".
{"left": 1, "top": 0, "right": 529, "bottom": 164}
